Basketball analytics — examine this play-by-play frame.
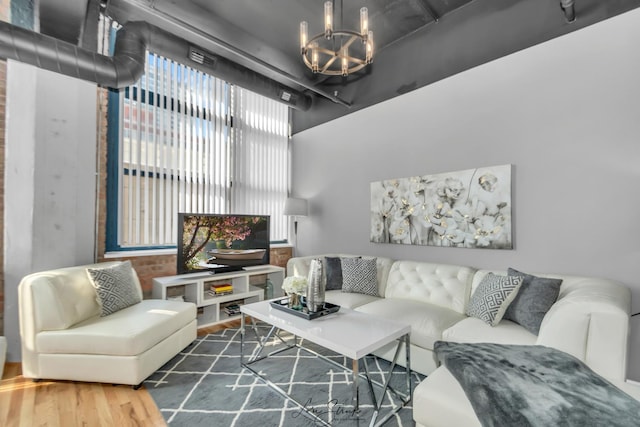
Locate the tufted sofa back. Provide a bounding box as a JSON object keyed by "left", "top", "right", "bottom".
{"left": 385, "top": 261, "right": 477, "bottom": 314}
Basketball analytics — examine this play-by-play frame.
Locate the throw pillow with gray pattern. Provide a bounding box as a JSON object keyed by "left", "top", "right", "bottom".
{"left": 87, "top": 261, "right": 141, "bottom": 317}
{"left": 341, "top": 257, "right": 378, "bottom": 296}
{"left": 467, "top": 273, "right": 523, "bottom": 326}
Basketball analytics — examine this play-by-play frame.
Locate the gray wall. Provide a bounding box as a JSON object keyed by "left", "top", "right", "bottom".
{"left": 291, "top": 9, "right": 640, "bottom": 380}
{"left": 3, "top": 61, "right": 97, "bottom": 362}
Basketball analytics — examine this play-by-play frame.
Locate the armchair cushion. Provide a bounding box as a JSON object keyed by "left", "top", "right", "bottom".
{"left": 36, "top": 299, "right": 196, "bottom": 356}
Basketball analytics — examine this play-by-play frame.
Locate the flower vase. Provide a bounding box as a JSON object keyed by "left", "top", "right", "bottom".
{"left": 289, "top": 293, "right": 303, "bottom": 310}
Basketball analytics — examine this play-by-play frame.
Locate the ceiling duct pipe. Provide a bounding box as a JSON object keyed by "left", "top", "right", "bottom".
{"left": 560, "top": 0, "right": 576, "bottom": 23}
{"left": 0, "top": 20, "right": 312, "bottom": 111}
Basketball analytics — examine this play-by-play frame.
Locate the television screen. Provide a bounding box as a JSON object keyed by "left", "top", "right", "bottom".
{"left": 177, "top": 213, "right": 270, "bottom": 274}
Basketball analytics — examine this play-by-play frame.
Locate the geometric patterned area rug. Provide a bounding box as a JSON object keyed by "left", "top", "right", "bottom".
{"left": 144, "top": 324, "right": 423, "bottom": 426}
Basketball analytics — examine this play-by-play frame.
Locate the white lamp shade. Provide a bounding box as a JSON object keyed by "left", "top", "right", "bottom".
{"left": 284, "top": 198, "right": 308, "bottom": 216}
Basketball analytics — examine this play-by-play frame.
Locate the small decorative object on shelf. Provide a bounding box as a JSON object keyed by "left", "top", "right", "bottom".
{"left": 306, "top": 258, "right": 325, "bottom": 312}
{"left": 265, "top": 277, "right": 274, "bottom": 300}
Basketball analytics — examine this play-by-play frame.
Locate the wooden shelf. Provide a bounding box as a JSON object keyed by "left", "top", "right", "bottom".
{"left": 152, "top": 266, "right": 285, "bottom": 327}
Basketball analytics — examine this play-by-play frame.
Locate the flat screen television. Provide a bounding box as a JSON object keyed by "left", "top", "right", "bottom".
{"left": 177, "top": 213, "right": 270, "bottom": 274}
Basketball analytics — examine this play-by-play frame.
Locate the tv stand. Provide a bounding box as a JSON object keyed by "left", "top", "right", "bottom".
{"left": 152, "top": 266, "right": 285, "bottom": 328}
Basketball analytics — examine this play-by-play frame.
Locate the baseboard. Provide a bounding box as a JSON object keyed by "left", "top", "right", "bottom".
{"left": 626, "top": 379, "right": 640, "bottom": 387}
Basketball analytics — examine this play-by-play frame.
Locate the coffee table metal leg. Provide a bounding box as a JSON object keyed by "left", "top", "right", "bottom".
{"left": 405, "top": 333, "right": 412, "bottom": 403}
{"left": 352, "top": 358, "right": 360, "bottom": 411}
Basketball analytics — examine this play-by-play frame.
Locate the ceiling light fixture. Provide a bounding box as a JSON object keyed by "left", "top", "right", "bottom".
{"left": 300, "top": 1, "right": 373, "bottom": 76}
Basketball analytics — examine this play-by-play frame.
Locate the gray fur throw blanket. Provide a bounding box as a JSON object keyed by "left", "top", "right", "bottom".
{"left": 433, "top": 341, "right": 640, "bottom": 427}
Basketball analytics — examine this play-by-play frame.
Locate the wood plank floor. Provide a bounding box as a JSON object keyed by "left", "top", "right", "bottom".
{"left": 0, "top": 321, "right": 239, "bottom": 427}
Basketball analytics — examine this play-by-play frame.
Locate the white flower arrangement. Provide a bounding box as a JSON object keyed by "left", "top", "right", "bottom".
{"left": 282, "top": 276, "right": 307, "bottom": 295}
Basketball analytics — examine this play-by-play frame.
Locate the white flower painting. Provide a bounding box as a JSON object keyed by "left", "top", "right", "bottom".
{"left": 370, "top": 164, "right": 512, "bottom": 249}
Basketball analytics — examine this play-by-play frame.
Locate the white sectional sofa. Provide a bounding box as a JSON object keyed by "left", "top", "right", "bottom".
{"left": 18, "top": 261, "right": 197, "bottom": 387}
{"left": 287, "top": 254, "right": 638, "bottom": 426}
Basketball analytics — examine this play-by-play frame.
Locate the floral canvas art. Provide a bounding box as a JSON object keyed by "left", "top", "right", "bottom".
{"left": 370, "top": 164, "right": 512, "bottom": 249}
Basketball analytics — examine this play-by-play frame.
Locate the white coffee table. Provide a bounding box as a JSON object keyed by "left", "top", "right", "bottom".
{"left": 240, "top": 299, "right": 412, "bottom": 426}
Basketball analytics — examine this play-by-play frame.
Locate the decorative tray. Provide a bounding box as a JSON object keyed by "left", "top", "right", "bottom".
{"left": 269, "top": 297, "right": 340, "bottom": 320}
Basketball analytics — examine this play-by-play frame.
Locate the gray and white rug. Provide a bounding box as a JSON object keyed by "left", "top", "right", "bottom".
{"left": 144, "top": 324, "right": 422, "bottom": 426}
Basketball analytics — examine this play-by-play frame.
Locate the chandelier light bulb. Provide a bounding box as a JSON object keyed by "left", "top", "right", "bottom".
{"left": 300, "top": 21, "right": 308, "bottom": 53}
{"left": 341, "top": 46, "right": 349, "bottom": 76}
{"left": 366, "top": 31, "right": 374, "bottom": 63}
{"left": 311, "top": 42, "right": 319, "bottom": 72}
{"left": 360, "top": 7, "right": 368, "bottom": 36}
{"left": 324, "top": 1, "right": 333, "bottom": 38}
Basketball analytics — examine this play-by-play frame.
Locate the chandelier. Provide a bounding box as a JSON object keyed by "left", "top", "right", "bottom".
{"left": 299, "top": 1, "right": 374, "bottom": 76}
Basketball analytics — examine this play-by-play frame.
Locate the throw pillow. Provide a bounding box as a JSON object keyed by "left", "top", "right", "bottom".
{"left": 87, "top": 261, "right": 141, "bottom": 317}
{"left": 466, "top": 273, "right": 523, "bottom": 326}
{"left": 503, "top": 268, "right": 563, "bottom": 335}
{"left": 341, "top": 257, "right": 378, "bottom": 296}
{"left": 325, "top": 256, "right": 344, "bottom": 291}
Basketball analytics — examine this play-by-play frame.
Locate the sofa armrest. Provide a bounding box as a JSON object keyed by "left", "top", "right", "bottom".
{"left": 536, "top": 276, "right": 630, "bottom": 381}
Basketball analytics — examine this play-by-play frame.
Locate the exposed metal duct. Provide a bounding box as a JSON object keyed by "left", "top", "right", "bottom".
{"left": 0, "top": 20, "right": 312, "bottom": 111}
{"left": 560, "top": 0, "right": 576, "bottom": 23}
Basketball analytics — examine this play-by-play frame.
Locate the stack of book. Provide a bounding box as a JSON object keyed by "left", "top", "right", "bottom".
{"left": 210, "top": 283, "right": 233, "bottom": 296}
{"left": 224, "top": 303, "right": 242, "bottom": 316}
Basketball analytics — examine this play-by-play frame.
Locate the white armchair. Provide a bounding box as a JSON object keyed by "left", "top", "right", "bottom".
{"left": 19, "top": 261, "right": 197, "bottom": 387}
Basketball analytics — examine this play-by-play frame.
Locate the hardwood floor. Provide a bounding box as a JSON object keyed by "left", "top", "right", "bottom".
{"left": 0, "top": 321, "right": 240, "bottom": 427}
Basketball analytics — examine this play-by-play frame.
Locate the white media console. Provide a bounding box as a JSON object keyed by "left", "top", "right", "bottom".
{"left": 152, "top": 265, "right": 285, "bottom": 327}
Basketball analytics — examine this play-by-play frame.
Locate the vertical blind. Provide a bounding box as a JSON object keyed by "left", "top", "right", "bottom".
{"left": 114, "top": 52, "right": 289, "bottom": 249}
{"left": 231, "top": 87, "right": 290, "bottom": 243}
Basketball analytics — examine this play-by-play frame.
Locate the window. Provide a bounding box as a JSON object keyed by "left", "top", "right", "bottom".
{"left": 106, "top": 52, "right": 289, "bottom": 251}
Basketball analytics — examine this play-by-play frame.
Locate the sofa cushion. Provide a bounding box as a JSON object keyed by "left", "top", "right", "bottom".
{"left": 341, "top": 257, "right": 378, "bottom": 296}
{"left": 466, "top": 273, "right": 523, "bottom": 326}
{"left": 324, "top": 290, "right": 380, "bottom": 309}
{"left": 36, "top": 299, "right": 196, "bottom": 356}
{"left": 442, "top": 316, "right": 537, "bottom": 345}
{"left": 87, "top": 261, "right": 142, "bottom": 317}
{"left": 356, "top": 299, "right": 466, "bottom": 350}
{"left": 503, "top": 268, "right": 562, "bottom": 335}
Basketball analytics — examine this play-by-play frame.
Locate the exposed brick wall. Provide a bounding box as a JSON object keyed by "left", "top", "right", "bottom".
{"left": 102, "top": 254, "right": 177, "bottom": 299}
